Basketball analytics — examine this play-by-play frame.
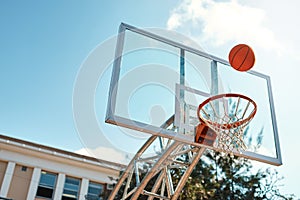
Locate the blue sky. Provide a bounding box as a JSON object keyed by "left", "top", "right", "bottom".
{"left": 0, "top": 1, "right": 175, "bottom": 150}
{"left": 1, "top": 0, "right": 300, "bottom": 198}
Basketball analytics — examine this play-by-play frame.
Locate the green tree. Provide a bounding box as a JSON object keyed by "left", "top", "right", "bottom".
{"left": 172, "top": 150, "right": 295, "bottom": 200}
{"left": 108, "top": 149, "right": 294, "bottom": 200}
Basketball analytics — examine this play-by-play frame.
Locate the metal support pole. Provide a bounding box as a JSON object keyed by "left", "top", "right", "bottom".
{"left": 108, "top": 135, "right": 158, "bottom": 200}
{"left": 130, "top": 141, "right": 181, "bottom": 199}
{"left": 171, "top": 147, "right": 206, "bottom": 200}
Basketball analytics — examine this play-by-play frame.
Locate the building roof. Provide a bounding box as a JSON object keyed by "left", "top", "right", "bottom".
{"left": 0, "top": 134, "right": 126, "bottom": 172}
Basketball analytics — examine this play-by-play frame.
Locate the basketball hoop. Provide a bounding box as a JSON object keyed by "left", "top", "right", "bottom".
{"left": 197, "top": 93, "right": 257, "bottom": 153}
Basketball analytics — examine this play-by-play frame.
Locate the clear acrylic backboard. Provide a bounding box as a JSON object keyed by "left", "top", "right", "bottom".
{"left": 105, "top": 23, "right": 282, "bottom": 166}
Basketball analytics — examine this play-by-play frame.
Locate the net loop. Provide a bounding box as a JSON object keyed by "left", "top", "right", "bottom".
{"left": 197, "top": 93, "right": 257, "bottom": 153}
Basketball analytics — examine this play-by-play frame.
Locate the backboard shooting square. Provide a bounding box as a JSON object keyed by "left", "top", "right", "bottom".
{"left": 105, "top": 23, "right": 282, "bottom": 166}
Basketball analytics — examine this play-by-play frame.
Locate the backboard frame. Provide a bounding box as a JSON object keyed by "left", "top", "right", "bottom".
{"left": 105, "top": 23, "right": 282, "bottom": 166}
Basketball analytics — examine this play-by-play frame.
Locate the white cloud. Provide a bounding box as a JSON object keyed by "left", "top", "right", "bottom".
{"left": 76, "top": 146, "right": 128, "bottom": 164}
{"left": 167, "top": 0, "right": 282, "bottom": 52}
{"left": 167, "top": 13, "right": 182, "bottom": 30}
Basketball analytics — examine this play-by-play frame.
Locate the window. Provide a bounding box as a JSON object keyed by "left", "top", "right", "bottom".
{"left": 36, "top": 171, "right": 57, "bottom": 199}
{"left": 21, "top": 166, "right": 27, "bottom": 171}
{"left": 85, "top": 182, "right": 104, "bottom": 200}
{"left": 62, "top": 176, "right": 81, "bottom": 200}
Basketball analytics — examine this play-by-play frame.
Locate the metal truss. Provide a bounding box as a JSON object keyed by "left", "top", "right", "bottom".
{"left": 108, "top": 133, "right": 205, "bottom": 200}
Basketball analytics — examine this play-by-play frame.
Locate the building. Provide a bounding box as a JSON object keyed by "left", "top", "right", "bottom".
{"left": 0, "top": 134, "right": 125, "bottom": 200}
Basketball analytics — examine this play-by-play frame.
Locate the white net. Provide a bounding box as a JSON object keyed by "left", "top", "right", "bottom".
{"left": 198, "top": 93, "right": 257, "bottom": 153}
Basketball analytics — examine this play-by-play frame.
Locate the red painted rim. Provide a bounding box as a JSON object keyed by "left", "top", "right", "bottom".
{"left": 197, "top": 93, "right": 257, "bottom": 129}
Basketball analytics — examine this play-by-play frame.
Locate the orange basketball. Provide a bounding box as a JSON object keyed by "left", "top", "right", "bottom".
{"left": 228, "top": 44, "right": 255, "bottom": 72}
